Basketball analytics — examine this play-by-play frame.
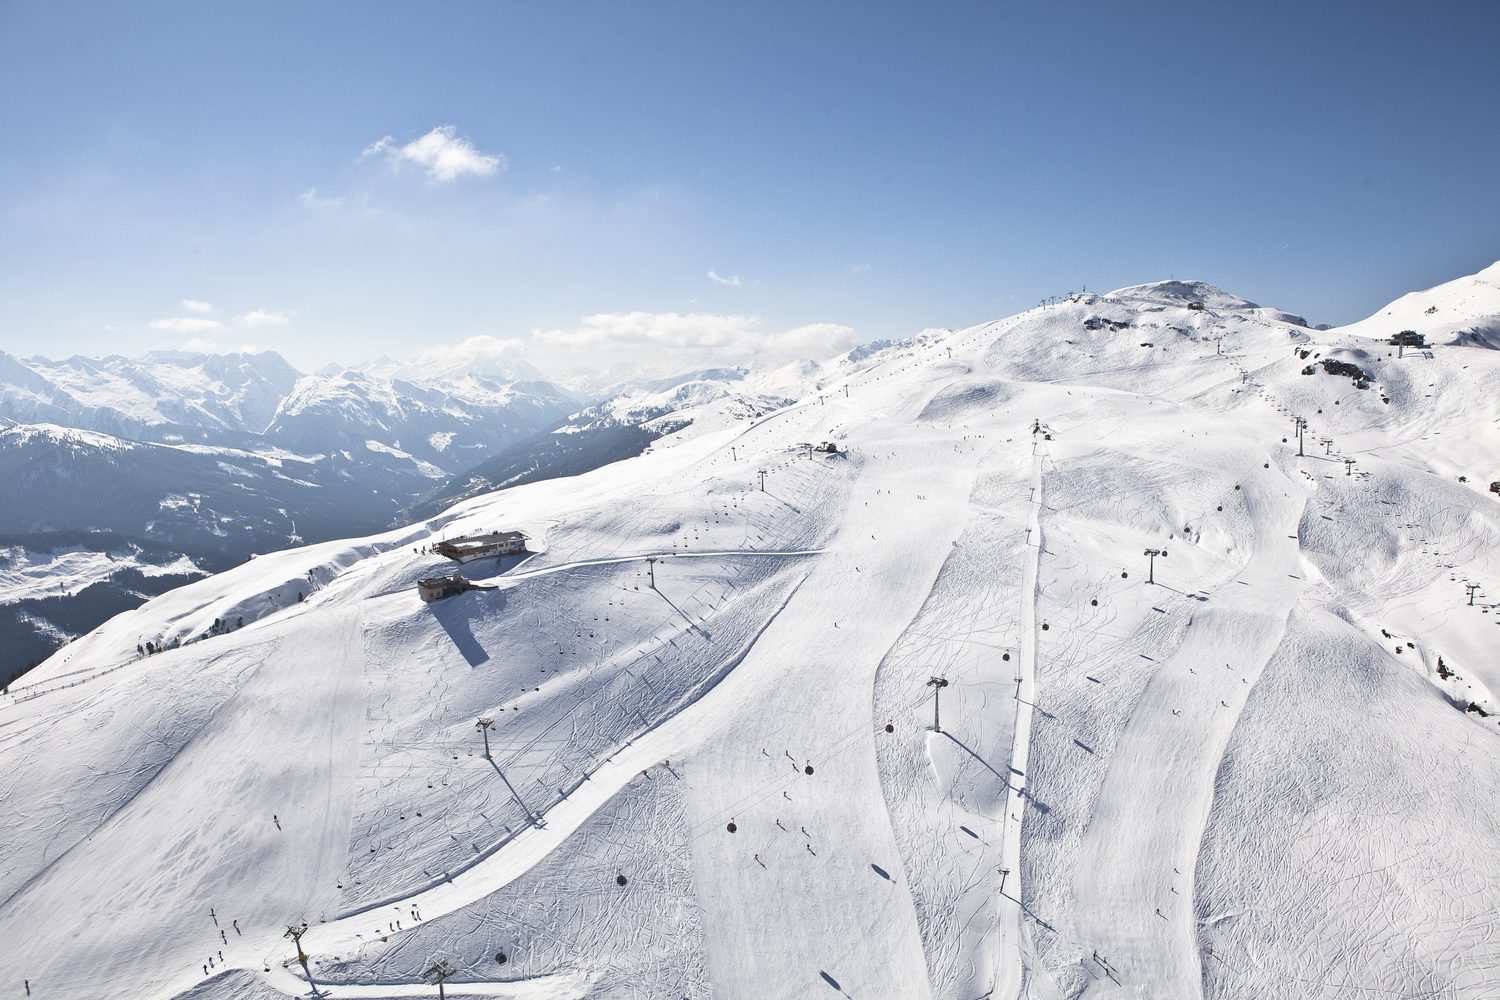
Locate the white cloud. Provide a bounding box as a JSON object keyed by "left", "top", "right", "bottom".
{"left": 707, "top": 270, "right": 744, "bottom": 287}
{"left": 180, "top": 337, "right": 220, "bottom": 353}
{"left": 533, "top": 312, "right": 856, "bottom": 368}
{"left": 362, "top": 125, "right": 505, "bottom": 183}
{"left": 298, "top": 187, "right": 345, "bottom": 209}
{"left": 150, "top": 317, "right": 225, "bottom": 334}
{"left": 234, "top": 308, "right": 292, "bottom": 328}
{"left": 180, "top": 298, "right": 214, "bottom": 313}
{"left": 412, "top": 335, "right": 528, "bottom": 368}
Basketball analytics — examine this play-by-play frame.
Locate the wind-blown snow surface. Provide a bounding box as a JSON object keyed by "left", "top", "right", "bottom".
{"left": 4, "top": 270, "right": 1500, "bottom": 1000}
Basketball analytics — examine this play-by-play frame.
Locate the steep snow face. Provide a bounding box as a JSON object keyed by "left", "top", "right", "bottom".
{"left": 265, "top": 370, "right": 574, "bottom": 472}
{"left": 1, "top": 350, "right": 301, "bottom": 438}
{"left": 0, "top": 422, "right": 140, "bottom": 453}
{"left": 0, "top": 348, "right": 576, "bottom": 471}
{"left": 1333, "top": 258, "right": 1500, "bottom": 347}
{"left": 0, "top": 544, "right": 202, "bottom": 604}
{"left": 5, "top": 266, "right": 1500, "bottom": 1000}
{"left": 1105, "top": 278, "right": 1258, "bottom": 310}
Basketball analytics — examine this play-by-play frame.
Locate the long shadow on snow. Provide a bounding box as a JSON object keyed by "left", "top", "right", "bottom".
{"left": 429, "top": 592, "right": 499, "bottom": 667}
{"left": 488, "top": 758, "right": 543, "bottom": 830}
{"left": 652, "top": 586, "right": 712, "bottom": 639}
{"left": 941, "top": 731, "right": 1021, "bottom": 794}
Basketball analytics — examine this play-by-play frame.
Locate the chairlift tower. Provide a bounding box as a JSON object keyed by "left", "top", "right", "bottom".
{"left": 284, "top": 922, "right": 318, "bottom": 995}
{"left": 1344, "top": 457, "right": 1356, "bottom": 477}
{"left": 645, "top": 555, "right": 659, "bottom": 589}
{"left": 476, "top": 718, "right": 495, "bottom": 760}
{"left": 1144, "top": 548, "right": 1166, "bottom": 585}
{"left": 757, "top": 469, "right": 767, "bottom": 491}
{"left": 422, "top": 960, "right": 456, "bottom": 1000}
{"left": 927, "top": 676, "right": 949, "bottom": 732}
{"left": 1467, "top": 582, "right": 1482, "bottom": 606}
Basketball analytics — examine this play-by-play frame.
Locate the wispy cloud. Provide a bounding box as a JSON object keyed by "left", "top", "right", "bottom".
{"left": 411, "top": 335, "right": 529, "bottom": 372}
{"left": 362, "top": 125, "right": 505, "bottom": 183}
{"left": 298, "top": 187, "right": 345, "bottom": 209}
{"left": 534, "top": 312, "right": 856, "bottom": 368}
{"left": 707, "top": 270, "right": 744, "bottom": 287}
{"left": 234, "top": 308, "right": 292, "bottom": 328}
{"left": 179, "top": 298, "right": 214, "bottom": 313}
{"left": 150, "top": 316, "right": 225, "bottom": 334}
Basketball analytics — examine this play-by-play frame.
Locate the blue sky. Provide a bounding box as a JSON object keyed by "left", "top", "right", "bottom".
{"left": 2, "top": 0, "right": 1497, "bottom": 375}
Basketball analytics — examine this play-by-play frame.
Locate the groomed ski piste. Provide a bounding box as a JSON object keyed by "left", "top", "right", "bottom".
{"left": 4, "top": 263, "right": 1500, "bottom": 999}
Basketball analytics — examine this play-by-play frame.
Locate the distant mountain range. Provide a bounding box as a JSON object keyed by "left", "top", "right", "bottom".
{"left": 0, "top": 347, "right": 577, "bottom": 682}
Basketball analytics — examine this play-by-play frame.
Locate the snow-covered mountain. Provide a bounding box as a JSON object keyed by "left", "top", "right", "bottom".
{"left": 0, "top": 348, "right": 302, "bottom": 442}
{"left": 1335, "top": 258, "right": 1500, "bottom": 348}
{"left": 414, "top": 347, "right": 918, "bottom": 516}
{"left": 0, "top": 350, "right": 578, "bottom": 681}
{"left": 0, "top": 347, "right": 578, "bottom": 461}
{"left": 4, "top": 262, "right": 1500, "bottom": 1000}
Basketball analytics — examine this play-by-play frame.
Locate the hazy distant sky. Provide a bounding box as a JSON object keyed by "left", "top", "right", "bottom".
{"left": 2, "top": 0, "right": 1497, "bottom": 374}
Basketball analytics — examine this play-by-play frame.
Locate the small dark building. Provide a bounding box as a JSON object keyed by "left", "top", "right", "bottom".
{"left": 418, "top": 573, "right": 488, "bottom": 602}
{"left": 1390, "top": 330, "right": 1427, "bottom": 347}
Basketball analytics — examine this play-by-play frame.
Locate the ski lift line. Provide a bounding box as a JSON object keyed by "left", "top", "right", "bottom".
{"left": 344, "top": 573, "right": 822, "bottom": 921}
{"left": 681, "top": 685, "right": 935, "bottom": 843}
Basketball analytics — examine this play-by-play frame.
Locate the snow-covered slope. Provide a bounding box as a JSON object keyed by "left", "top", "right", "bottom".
{"left": 3, "top": 264, "right": 1500, "bottom": 1000}
{"left": 1333, "top": 259, "right": 1500, "bottom": 348}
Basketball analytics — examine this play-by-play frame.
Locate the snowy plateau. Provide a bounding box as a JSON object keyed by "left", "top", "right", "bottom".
{"left": 3, "top": 263, "right": 1500, "bottom": 1000}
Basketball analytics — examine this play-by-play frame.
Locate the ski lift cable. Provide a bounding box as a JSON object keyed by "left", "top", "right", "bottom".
{"left": 683, "top": 685, "right": 936, "bottom": 841}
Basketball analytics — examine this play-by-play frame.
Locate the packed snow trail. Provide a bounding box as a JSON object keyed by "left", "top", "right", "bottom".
{"left": 248, "top": 963, "right": 588, "bottom": 999}
{"left": 681, "top": 415, "right": 981, "bottom": 1000}
{"left": 1066, "top": 470, "right": 1307, "bottom": 996}
{"left": 995, "top": 440, "right": 1047, "bottom": 998}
